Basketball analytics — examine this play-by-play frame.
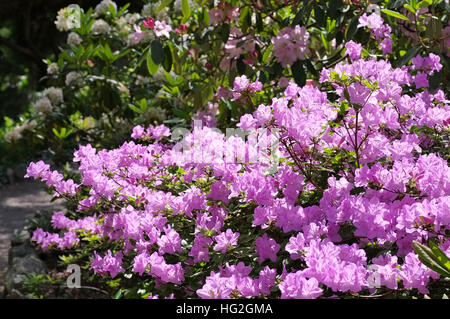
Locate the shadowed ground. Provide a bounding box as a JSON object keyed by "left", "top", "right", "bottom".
{"left": 0, "top": 181, "right": 64, "bottom": 293}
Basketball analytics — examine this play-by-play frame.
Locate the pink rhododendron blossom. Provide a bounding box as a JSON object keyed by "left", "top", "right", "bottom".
{"left": 153, "top": 20, "right": 171, "bottom": 38}
{"left": 272, "top": 25, "right": 310, "bottom": 66}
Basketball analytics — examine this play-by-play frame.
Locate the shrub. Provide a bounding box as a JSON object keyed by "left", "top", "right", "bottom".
{"left": 25, "top": 52, "right": 450, "bottom": 298}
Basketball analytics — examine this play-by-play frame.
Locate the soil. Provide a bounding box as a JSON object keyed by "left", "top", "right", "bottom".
{"left": 0, "top": 181, "right": 64, "bottom": 293}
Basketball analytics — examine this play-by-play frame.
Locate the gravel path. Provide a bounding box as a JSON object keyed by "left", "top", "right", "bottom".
{"left": 0, "top": 181, "right": 64, "bottom": 292}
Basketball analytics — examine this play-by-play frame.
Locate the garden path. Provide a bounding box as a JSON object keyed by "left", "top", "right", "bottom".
{"left": 0, "top": 181, "right": 64, "bottom": 294}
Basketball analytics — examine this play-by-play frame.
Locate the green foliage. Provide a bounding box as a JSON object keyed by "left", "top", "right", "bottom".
{"left": 413, "top": 241, "right": 450, "bottom": 277}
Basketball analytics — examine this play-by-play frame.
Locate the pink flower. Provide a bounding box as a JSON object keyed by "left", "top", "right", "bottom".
{"left": 154, "top": 20, "right": 172, "bottom": 38}
{"left": 381, "top": 38, "right": 392, "bottom": 55}
{"left": 279, "top": 271, "right": 323, "bottom": 299}
{"left": 345, "top": 40, "right": 362, "bottom": 60}
{"left": 255, "top": 234, "right": 280, "bottom": 264}
{"left": 233, "top": 75, "right": 249, "bottom": 92}
{"left": 213, "top": 229, "right": 239, "bottom": 253}
{"left": 272, "top": 25, "right": 310, "bottom": 66}
{"left": 143, "top": 17, "right": 154, "bottom": 29}
{"left": 209, "top": 8, "right": 225, "bottom": 25}
{"left": 414, "top": 72, "right": 429, "bottom": 89}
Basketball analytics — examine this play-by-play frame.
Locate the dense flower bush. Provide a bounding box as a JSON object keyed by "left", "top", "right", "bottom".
{"left": 0, "top": 0, "right": 448, "bottom": 299}
{"left": 25, "top": 48, "right": 450, "bottom": 298}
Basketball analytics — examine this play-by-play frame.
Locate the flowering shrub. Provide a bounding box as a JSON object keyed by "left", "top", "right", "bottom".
{"left": 25, "top": 48, "right": 450, "bottom": 298}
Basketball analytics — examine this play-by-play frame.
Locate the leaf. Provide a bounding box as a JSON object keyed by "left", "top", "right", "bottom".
{"left": 397, "top": 45, "right": 421, "bottom": 67}
{"left": 417, "top": 0, "right": 433, "bottom": 9}
{"left": 320, "top": 32, "right": 330, "bottom": 52}
{"left": 236, "top": 56, "right": 246, "bottom": 75}
{"left": 429, "top": 241, "right": 450, "bottom": 269}
{"left": 156, "top": 0, "right": 173, "bottom": 14}
{"left": 113, "top": 289, "right": 122, "bottom": 299}
{"left": 428, "top": 69, "right": 442, "bottom": 91}
{"left": 219, "top": 23, "right": 230, "bottom": 42}
{"left": 151, "top": 40, "right": 164, "bottom": 65}
{"left": 413, "top": 241, "right": 450, "bottom": 277}
{"left": 162, "top": 45, "right": 173, "bottom": 72}
{"left": 164, "top": 70, "right": 176, "bottom": 86}
{"left": 147, "top": 50, "right": 160, "bottom": 76}
{"left": 129, "top": 104, "right": 143, "bottom": 114}
{"left": 292, "top": 60, "right": 306, "bottom": 87}
{"left": 314, "top": 5, "right": 326, "bottom": 27}
{"left": 381, "top": 9, "right": 409, "bottom": 21}
{"left": 181, "top": 0, "right": 191, "bottom": 23}
{"left": 404, "top": 3, "right": 417, "bottom": 13}
{"left": 291, "top": 10, "right": 303, "bottom": 26}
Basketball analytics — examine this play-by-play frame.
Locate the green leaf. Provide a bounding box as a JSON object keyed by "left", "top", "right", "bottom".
{"left": 181, "top": 0, "right": 191, "bottom": 23}
{"left": 397, "top": 45, "right": 421, "bottom": 67}
{"left": 429, "top": 241, "right": 450, "bottom": 269}
{"left": 147, "top": 50, "right": 160, "bottom": 76}
{"left": 320, "top": 32, "right": 330, "bottom": 52}
{"left": 413, "top": 241, "right": 450, "bottom": 277}
{"left": 156, "top": 0, "right": 173, "bottom": 14}
{"left": 417, "top": 0, "right": 433, "bottom": 9}
{"left": 129, "top": 104, "right": 143, "bottom": 114}
{"left": 113, "top": 289, "right": 122, "bottom": 299}
{"left": 164, "top": 70, "right": 176, "bottom": 86}
{"left": 404, "top": 3, "right": 417, "bottom": 13}
{"left": 219, "top": 23, "right": 230, "bottom": 42}
{"left": 292, "top": 60, "right": 306, "bottom": 87}
{"left": 381, "top": 9, "right": 409, "bottom": 21}
{"left": 162, "top": 45, "right": 173, "bottom": 72}
{"left": 151, "top": 40, "right": 164, "bottom": 65}
{"left": 314, "top": 5, "right": 326, "bottom": 27}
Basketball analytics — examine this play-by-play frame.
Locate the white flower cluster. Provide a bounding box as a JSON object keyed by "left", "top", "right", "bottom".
{"left": 174, "top": 0, "right": 196, "bottom": 13}
{"left": 65, "top": 71, "right": 84, "bottom": 87}
{"left": 67, "top": 32, "right": 83, "bottom": 45}
{"left": 34, "top": 97, "right": 53, "bottom": 116}
{"left": 124, "top": 13, "right": 141, "bottom": 25}
{"left": 55, "top": 8, "right": 74, "bottom": 31}
{"left": 91, "top": 19, "right": 111, "bottom": 35}
{"left": 141, "top": 2, "right": 169, "bottom": 22}
{"left": 4, "top": 120, "right": 37, "bottom": 143}
{"left": 47, "top": 63, "right": 59, "bottom": 75}
{"left": 135, "top": 75, "right": 150, "bottom": 86}
{"left": 33, "top": 87, "right": 63, "bottom": 116}
{"left": 142, "top": 106, "right": 167, "bottom": 123}
{"left": 43, "top": 87, "right": 64, "bottom": 105}
{"left": 95, "top": 0, "right": 117, "bottom": 15}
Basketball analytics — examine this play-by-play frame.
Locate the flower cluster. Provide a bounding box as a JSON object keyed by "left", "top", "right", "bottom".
{"left": 272, "top": 25, "right": 310, "bottom": 67}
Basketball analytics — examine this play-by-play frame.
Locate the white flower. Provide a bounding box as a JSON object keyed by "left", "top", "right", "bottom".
{"left": 153, "top": 68, "right": 166, "bottom": 82}
{"left": 125, "top": 13, "right": 141, "bottom": 25}
{"left": 174, "top": 0, "right": 196, "bottom": 13}
{"left": 141, "top": 3, "right": 169, "bottom": 21}
{"left": 47, "top": 63, "right": 59, "bottom": 75}
{"left": 43, "top": 87, "right": 64, "bottom": 105}
{"left": 67, "top": 32, "right": 83, "bottom": 45}
{"left": 65, "top": 71, "right": 83, "bottom": 86}
{"left": 22, "top": 120, "right": 37, "bottom": 131}
{"left": 95, "top": 0, "right": 117, "bottom": 15}
{"left": 126, "top": 33, "right": 137, "bottom": 46}
{"left": 135, "top": 75, "right": 150, "bottom": 85}
{"left": 143, "top": 106, "right": 167, "bottom": 122}
{"left": 34, "top": 97, "right": 53, "bottom": 115}
{"left": 55, "top": 8, "right": 74, "bottom": 31}
{"left": 91, "top": 19, "right": 110, "bottom": 35}
{"left": 4, "top": 127, "right": 22, "bottom": 143}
